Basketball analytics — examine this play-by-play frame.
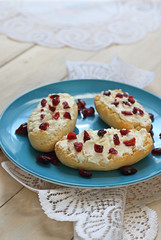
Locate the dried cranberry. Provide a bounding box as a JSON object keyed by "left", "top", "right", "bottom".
{"left": 116, "top": 93, "right": 123, "bottom": 98}
{"left": 15, "top": 122, "right": 28, "bottom": 135}
{"left": 138, "top": 109, "right": 144, "bottom": 116}
{"left": 132, "top": 107, "right": 144, "bottom": 116}
{"left": 120, "top": 129, "right": 130, "bottom": 135}
{"left": 94, "top": 144, "right": 104, "bottom": 153}
{"left": 123, "top": 92, "right": 129, "bottom": 97}
{"left": 113, "top": 134, "right": 120, "bottom": 145}
{"left": 79, "top": 169, "right": 92, "bottom": 178}
{"left": 149, "top": 130, "right": 154, "bottom": 138}
{"left": 151, "top": 147, "right": 161, "bottom": 155}
{"left": 77, "top": 99, "right": 86, "bottom": 111}
{"left": 121, "top": 111, "right": 133, "bottom": 116}
{"left": 48, "top": 152, "right": 61, "bottom": 166}
{"left": 123, "top": 138, "right": 136, "bottom": 146}
{"left": 111, "top": 101, "right": 119, "bottom": 107}
{"left": 149, "top": 113, "right": 154, "bottom": 121}
{"left": 39, "top": 122, "right": 49, "bottom": 130}
{"left": 120, "top": 166, "right": 137, "bottom": 175}
{"left": 40, "top": 114, "right": 45, "bottom": 120}
{"left": 97, "top": 129, "right": 107, "bottom": 137}
{"left": 87, "top": 107, "right": 95, "bottom": 116}
{"left": 52, "top": 112, "right": 60, "bottom": 120}
{"left": 122, "top": 101, "right": 131, "bottom": 106}
{"left": 81, "top": 107, "right": 95, "bottom": 119}
{"left": 49, "top": 104, "right": 56, "bottom": 112}
{"left": 41, "top": 109, "right": 44, "bottom": 112}
{"left": 63, "top": 112, "right": 71, "bottom": 120}
{"left": 74, "top": 142, "right": 83, "bottom": 152}
{"left": 51, "top": 95, "right": 60, "bottom": 106}
{"left": 103, "top": 90, "right": 111, "bottom": 96}
{"left": 83, "top": 130, "right": 91, "bottom": 143}
{"left": 159, "top": 133, "right": 161, "bottom": 139}
{"left": 36, "top": 155, "right": 51, "bottom": 164}
{"left": 50, "top": 94, "right": 59, "bottom": 99}
{"left": 67, "top": 132, "right": 77, "bottom": 140}
{"left": 132, "top": 107, "right": 138, "bottom": 114}
{"left": 62, "top": 101, "right": 70, "bottom": 109}
{"left": 109, "top": 148, "right": 118, "bottom": 154}
{"left": 128, "top": 96, "right": 135, "bottom": 104}
{"left": 41, "top": 99, "right": 47, "bottom": 107}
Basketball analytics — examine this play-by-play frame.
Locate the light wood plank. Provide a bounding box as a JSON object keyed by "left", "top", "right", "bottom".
{"left": 0, "top": 35, "right": 34, "bottom": 67}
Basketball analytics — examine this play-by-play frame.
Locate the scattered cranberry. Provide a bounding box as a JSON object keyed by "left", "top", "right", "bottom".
{"left": 123, "top": 138, "right": 136, "bottom": 146}
{"left": 103, "top": 90, "right": 111, "bottom": 96}
{"left": 67, "top": 132, "right": 77, "bottom": 140}
{"left": 113, "top": 134, "right": 120, "bottom": 145}
{"left": 121, "top": 111, "right": 133, "bottom": 116}
{"left": 62, "top": 101, "right": 70, "bottom": 109}
{"left": 50, "top": 94, "right": 59, "bottom": 99}
{"left": 128, "top": 96, "right": 135, "bottom": 104}
{"left": 120, "top": 129, "right": 130, "bottom": 135}
{"left": 150, "top": 124, "right": 153, "bottom": 131}
{"left": 63, "top": 112, "right": 71, "bottom": 119}
{"left": 15, "top": 122, "right": 28, "bottom": 135}
{"left": 159, "top": 133, "right": 161, "bottom": 139}
{"left": 94, "top": 144, "right": 104, "bottom": 153}
{"left": 122, "top": 101, "right": 131, "bottom": 106}
{"left": 123, "top": 92, "right": 129, "bottom": 97}
{"left": 77, "top": 99, "right": 86, "bottom": 111}
{"left": 97, "top": 129, "right": 107, "bottom": 137}
{"left": 149, "top": 113, "right": 154, "bottom": 121}
{"left": 40, "top": 114, "right": 45, "bottom": 120}
{"left": 39, "top": 122, "right": 49, "bottom": 130}
{"left": 132, "top": 107, "right": 144, "bottom": 116}
{"left": 111, "top": 101, "right": 119, "bottom": 107}
{"left": 52, "top": 112, "right": 60, "bottom": 120}
{"left": 51, "top": 95, "right": 60, "bottom": 106}
{"left": 83, "top": 130, "right": 91, "bottom": 143}
{"left": 109, "top": 148, "right": 118, "bottom": 154}
{"left": 86, "top": 107, "right": 95, "bottom": 116}
{"left": 74, "top": 142, "right": 83, "bottom": 152}
{"left": 49, "top": 104, "right": 56, "bottom": 112}
{"left": 120, "top": 166, "right": 137, "bottom": 175}
{"left": 41, "top": 109, "right": 44, "bottom": 112}
{"left": 151, "top": 147, "right": 161, "bottom": 156}
{"left": 132, "top": 107, "right": 138, "bottom": 114}
{"left": 48, "top": 152, "right": 61, "bottom": 166}
{"left": 79, "top": 169, "right": 92, "bottom": 178}
{"left": 41, "top": 98, "right": 47, "bottom": 107}
{"left": 116, "top": 93, "right": 123, "bottom": 98}
{"left": 81, "top": 107, "right": 95, "bottom": 119}
{"left": 36, "top": 155, "right": 51, "bottom": 164}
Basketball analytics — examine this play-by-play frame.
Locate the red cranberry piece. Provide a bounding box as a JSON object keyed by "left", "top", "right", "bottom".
{"left": 149, "top": 113, "right": 154, "bottom": 121}
{"left": 67, "top": 132, "right": 77, "bottom": 140}
{"left": 151, "top": 147, "right": 161, "bottom": 155}
{"left": 116, "top": 93, "right": 123, "bottom": 98}
{"left": 83, "top": 130, "right": 91, "bottom": 143}
{"left": 52, "top": 112, "right": 60, "bottom": 120}
{"left": 81, "top": 108, "right": 88, "bottom": 119}
{"left": 132, "top": 107, "right": 144, "bottom": 116}
{"left": 63, "top": 112, "right": 71, "bottom": 120}
{"left": 40, "top": 114, "right": 45, "bottom": 120}
{"left": 81, "top": 107, "right": 95, "bottom": 118}
{"left": 122, "top": 101, "right": 131, "bottom": 106}
{"left": 128, "top": 96, "right": 135, "bottom": 104}
{"left": 109, "top": 148, "right": 118, "bottom": 154}
{"left": 41, "top": 109, "right": 44, "bottom": 112}
{"left": 150, "top": 124, "right": 153, "bottom": 131}
{"left": 113, "top": 134, "right": 120, "bottom": 145}
{"left": 121, "top": 111, "right": 133, "bottom": 116}
{"left": 79, "top": 169, "right": 92, "bottom": 178}
{"left": 120, "top": 129, "right": 130, "bottom": 135}
{"left": 111, "top": 101, "right": 119, "bottom": 107}
{"left": 138, "top": 109, "right": 144, "bottom": 116}
{"left": 74, "top": 142, "right": 83, "bottom": 152}
{"left": 120, "top": 166, "right": 137, "bottom": 175}
{"left": 103, "top": 90, "right": 111, "bottom": 96}
{"left": 123, "top": 92, "right": 129, "bottom": 97}
{"left": 77, "top": 99, "right": 86, "bottom": 111}
{"left": 94, "top": 144, "right": 104, "bottom": 153}
{"left": 133, "top": 107, "right": 138, "bottom": 114}
{"left": 49, "top": 104, "right": 56, "bottom": 112}
{"left": 48, "top": 152, "right": 61, "bottom": 166}
{"left": 123, "top": 138, "right": 136, "bottom": 146}
{"left": 15, "top": 122, "right": 28, "bottom": 135}
{"left": 36, "top": 155, "right": 51, "bottom": 164}
{"left": 41, "top": 98, "right": 47, "bottom": 107}
{"left": 50, "top": 94, "right": 59, "bottom": 99}
{"left": 51, "top": 95, "right": 60, "bottom": 106}
{"left": 62, "top": 101, "right": 70, "bottom": 109}
{"left": 159, "top": 133, "right": 161, "bottom": 139}
{"left": 149, "top": 130, "right": 154, "bottom": 138}
{"left": 97, "top": 129, "right": 107, "bottom": 137}
{"left": 39, "top": 122, "right": 49, "bottom": 130}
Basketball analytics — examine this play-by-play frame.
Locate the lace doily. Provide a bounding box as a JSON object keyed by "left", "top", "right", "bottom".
{"left": 0, "top": 58, "right": 158, "bottom": 240}
{"left": 0, "top": 1, "right": 161, "bottom": 50}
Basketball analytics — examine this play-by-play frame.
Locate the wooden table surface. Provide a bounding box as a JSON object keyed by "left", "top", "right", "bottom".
{"left": 0, "top": 27, "right": 161, "bottom": 240}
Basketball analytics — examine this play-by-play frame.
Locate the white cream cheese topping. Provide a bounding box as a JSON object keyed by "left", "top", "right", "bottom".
{"left": 99, "top": 90, "right": 151, "bottom": 127}
{"left": 28, "top": 93, "right": 76, "bottom": 133}
{"left": 56, "top": 128, "right": 148, "bottom": 165}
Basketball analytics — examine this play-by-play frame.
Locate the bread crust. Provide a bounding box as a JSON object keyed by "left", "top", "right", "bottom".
{"left": 55, "top": 129, "right": 153, "bottom": 171}
{"left": 28, "top": 94, "right": 78, "bottom": 152}
{"left": 94, "top": 90, "right": 151, "bottom": 132}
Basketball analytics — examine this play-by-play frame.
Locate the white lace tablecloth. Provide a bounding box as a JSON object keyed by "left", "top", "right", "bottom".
{"left": 1, "top": 57, "right": 160, "bottom": 240}
{"left": 0, "top": 1, "right": 161, "bottom": 50}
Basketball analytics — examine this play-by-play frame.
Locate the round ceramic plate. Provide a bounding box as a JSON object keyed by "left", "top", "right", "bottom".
{"left": 0, "top": 79, "right": 161, "bottom": 188}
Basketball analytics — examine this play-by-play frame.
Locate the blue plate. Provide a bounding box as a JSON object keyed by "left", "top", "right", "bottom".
{"left": 0, "top": 79, "right": 161, "bottom": 188}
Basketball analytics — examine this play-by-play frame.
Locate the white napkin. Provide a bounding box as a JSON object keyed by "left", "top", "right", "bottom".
{"left": 1, "top": 57, "right": 158, "bottom": 240}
